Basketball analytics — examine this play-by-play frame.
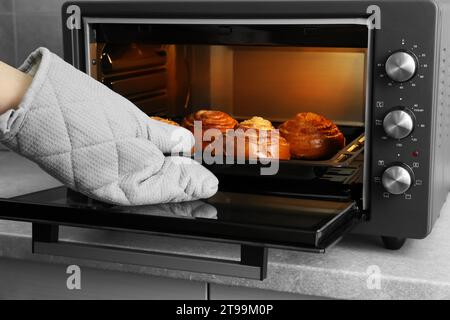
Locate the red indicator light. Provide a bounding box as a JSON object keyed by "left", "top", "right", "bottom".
{"left": 412, "top": 151, "right": 419, "bottom": 157}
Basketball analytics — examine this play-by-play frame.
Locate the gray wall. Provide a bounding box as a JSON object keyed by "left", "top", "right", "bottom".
{"left": 0, "top": 0, "right": 68, "bottom": 67}
{"left": 0, "top": 0, "right": 15, "bottom": 65}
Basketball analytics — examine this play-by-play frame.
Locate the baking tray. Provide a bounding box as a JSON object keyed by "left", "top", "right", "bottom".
{"left": 198, "top": 125, "right": 365, "bottom": 178}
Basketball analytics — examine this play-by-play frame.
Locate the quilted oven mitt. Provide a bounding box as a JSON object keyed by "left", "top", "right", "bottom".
{"left": 0, "top": 48, "right": 218, "bottom": 205}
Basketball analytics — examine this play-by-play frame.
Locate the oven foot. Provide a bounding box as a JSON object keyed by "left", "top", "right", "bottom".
{"left": 381, "top": 236, "right": 406, "bottom": 250}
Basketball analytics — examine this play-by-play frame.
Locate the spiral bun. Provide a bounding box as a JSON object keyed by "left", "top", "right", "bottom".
{"left": 225, "top": 116, "right": 291, "bottom": 160}
{"left": 182, "top": 110, "right": 238, "bottom": 133}
{"left": 182, "top": 110, "right": 238, "bottom": 151}
{"left": 279, "top": 112, "right": 345, "bottom": 160}
{"left": 239, "top": 116, "right": 275, "bottom": 131}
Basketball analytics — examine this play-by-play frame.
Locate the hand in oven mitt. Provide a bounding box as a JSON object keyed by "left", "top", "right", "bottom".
{"left": 0, "top": 48, "right": 218, "bottom": 205}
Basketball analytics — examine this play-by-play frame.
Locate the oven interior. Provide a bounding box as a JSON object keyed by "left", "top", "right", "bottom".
{"left": 86, "top": 22, "right": 369, "bottom": 207}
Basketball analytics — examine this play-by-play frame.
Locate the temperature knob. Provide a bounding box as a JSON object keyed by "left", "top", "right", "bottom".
{"left": 385, "top": 51, "right": 418, "bottom": 82}
{"left": 382, "top": 164, "right": 414, "bottom": 195}
{"left": 383, "top": 108, "right": 415, "bottom": 139}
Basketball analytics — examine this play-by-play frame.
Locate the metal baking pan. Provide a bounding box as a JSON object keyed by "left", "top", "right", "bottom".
{"left": 199, "top": 126, "right": 365, "bottom": 178}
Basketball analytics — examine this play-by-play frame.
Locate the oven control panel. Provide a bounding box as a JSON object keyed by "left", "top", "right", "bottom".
{"left": 365, "top": 28, "right": 436, "bottom": 237}
{"left": 372, "top": 38, "right": 432, "bottom": 201}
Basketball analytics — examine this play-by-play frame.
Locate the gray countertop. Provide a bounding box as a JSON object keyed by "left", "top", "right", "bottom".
{"left": 1, "top": 149, "right": 450, "bottom": 300}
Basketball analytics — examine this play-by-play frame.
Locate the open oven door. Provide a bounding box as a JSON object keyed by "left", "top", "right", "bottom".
{"left": 0, "top": 186, "right": 361, "bottom": 280}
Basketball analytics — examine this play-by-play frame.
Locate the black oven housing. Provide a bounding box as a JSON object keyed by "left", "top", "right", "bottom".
{"left": 1, "top": 0, "right": 450, "bottom": 280}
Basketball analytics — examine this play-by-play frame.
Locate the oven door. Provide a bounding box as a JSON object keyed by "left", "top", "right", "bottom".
{"left": 0, "top": 186, "right": 360, "bottom": 252}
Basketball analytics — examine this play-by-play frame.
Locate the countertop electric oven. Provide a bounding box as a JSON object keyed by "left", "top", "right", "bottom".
{"left": 1, "top": 0, "right": 449, "bottom": 280}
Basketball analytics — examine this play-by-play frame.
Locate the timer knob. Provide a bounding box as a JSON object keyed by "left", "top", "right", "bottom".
{"left": 383, "top": 108, "right": 415, "bottom": 139}
{"left": 382, "top": 164, "right": 414, "bottom": 195}
{"left": 385, "top": 51, "right": 418, "bottom": 82}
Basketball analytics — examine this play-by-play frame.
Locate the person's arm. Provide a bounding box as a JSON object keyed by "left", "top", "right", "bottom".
{"left": 0, "top": 61, "right": 33, "bottom": 115}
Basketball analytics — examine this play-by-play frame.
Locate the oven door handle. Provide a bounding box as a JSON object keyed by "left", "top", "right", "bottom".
{"left": 31, "top": 223, "right": 268, "bottom": 280}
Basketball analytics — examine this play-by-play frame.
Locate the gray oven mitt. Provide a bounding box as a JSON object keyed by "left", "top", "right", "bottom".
{"left": 0, "top": 47, "right": 218, "bottom": 205}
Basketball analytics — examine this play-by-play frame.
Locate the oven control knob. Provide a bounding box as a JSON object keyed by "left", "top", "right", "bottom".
{"left": 385, "top": 51, "right": 417, "bottom": 82}
{"left": 383, "top": 109, "right": 415, "bottom": 139}
{"left": 382, "top": 164, "right": 414, "bottom": 195}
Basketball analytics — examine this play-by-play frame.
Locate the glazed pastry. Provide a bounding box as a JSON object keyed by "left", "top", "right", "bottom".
{"left": 239, "top": 116, "right": 275, "bottom": 131}
{"left": 150, "top": 116, "right": 180, "bottom": 127}
{"left": 182, "top": 110, "right": 238, "bottom": 151}
{"left": 182, "top": 110, "right": 238, "bottom": 133}
{"left": 225, "top": 116, "right": 291, "bottom": 160}
{"left": 279, "top": 112, "right": 345, "bottom": 160}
